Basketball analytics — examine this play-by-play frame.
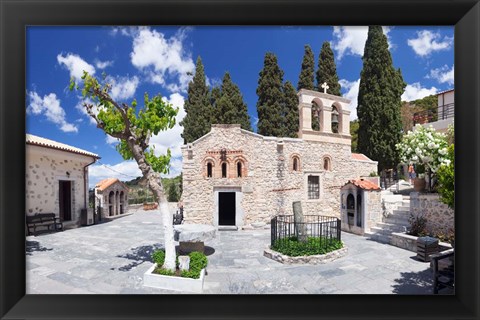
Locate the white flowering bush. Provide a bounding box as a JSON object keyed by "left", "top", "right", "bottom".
{"left": 396, "top": 124, "right": 449, "bottom": 174}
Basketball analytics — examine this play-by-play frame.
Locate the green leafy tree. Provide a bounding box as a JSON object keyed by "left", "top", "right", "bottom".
{"left": 167, "top": 183, "right": 179, "bottom": 202}
{"left": 437, "top": 144, "right": 454, "bottom": 209}
{"left": 213, "top": 72, "right": 252, "bottom": 131}
{"left": 350, "top": 120, "right": 359, "bottom": 152}
{"left": 256, "top": 52, "right": 286, "bottom": 137}
{"left": 71, "top": 72, "right": 178, "bottom": 271}
{"left": 180, "top": 56, "right": 213, "bottom": 143}
{"left": 297, "top": 45, "right": 315, "bottom": 91}
{"left": 283, "top": 81, "right": 299, "bottom": 138}
{"left": 316, "top": 42, "right": 341, "bottom": 96}
{"left": 357, "top": 26, "right": 406, "bottom": 171}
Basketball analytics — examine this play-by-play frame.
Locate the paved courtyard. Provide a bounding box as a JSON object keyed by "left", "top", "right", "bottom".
{"left": 26, "top": 209, "right": 434, "bottom": 294}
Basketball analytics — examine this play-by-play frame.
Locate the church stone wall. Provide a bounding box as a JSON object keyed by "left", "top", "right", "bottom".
{"left": 182, "top": 125, "right": 377, "bottom": 226}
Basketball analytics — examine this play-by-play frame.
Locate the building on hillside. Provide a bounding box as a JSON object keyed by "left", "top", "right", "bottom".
{"left": 181, "top": 89, "right": 378, "bottom": 228}
{"left": 26, "top": 134, "right": 100, "bottom": 228}
{"left": 414, "top": 89, "right": 454, "bottom": 133}
{"left": 94, "top": 178, "right": 129, "bottom": 218}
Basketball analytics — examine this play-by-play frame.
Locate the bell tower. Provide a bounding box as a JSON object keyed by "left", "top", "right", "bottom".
{"left": 297, "top": 87, "right": 352, "bottom": 145}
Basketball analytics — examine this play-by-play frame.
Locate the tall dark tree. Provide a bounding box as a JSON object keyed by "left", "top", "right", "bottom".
{"left": 283, "top": 81, "right": 299, "bottom": 138}
{"left": 316, "top": 42, "right": 341, "bottom": 96}
{"left": 214, "top": 72, "right": 252, "bottom": 131}
{"left": 357, "top": 26, "right": 406, "bottom": 171}
{"left": 180, "top": 56, "right": 213, "bottom": 143}
{"left": 297, "top": 45, "right": 315, "bottom": 91}
{"left": 256, "top": 52, "right": 285, "bottom": 137}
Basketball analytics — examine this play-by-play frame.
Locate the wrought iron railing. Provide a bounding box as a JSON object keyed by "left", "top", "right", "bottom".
{"left": 413, "top": 103, "right": 454, "bottom": 125}
{"left": 438, "top": 103, "right": 455, "bottom": 120}
{"left": 271, "top": 215, "right": 341, "bottom": 254}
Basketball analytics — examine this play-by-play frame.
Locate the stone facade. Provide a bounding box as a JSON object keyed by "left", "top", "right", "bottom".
{"left": 182, "top": 90, "right": 378, "bottom": 227}
{"left": 26, "top": 135, "right": 98, "bottom": 228}
{"left": 410, "top": 192, "right": 454, "bottom": 236}
{"left": 94, "top": 178, "right": 129, "bottom": 218}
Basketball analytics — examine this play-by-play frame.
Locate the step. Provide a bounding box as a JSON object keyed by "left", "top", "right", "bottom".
{"left": 384, "top": 217, "right": 410, "bottom": 225}
{"left": 397, "top": 205, "right": 410, "bottom": 211}
{"left": 364, "top": 232, "right": 391, "bottom": 244}
{"left": 217, "top": 226, "right": 238, "bottom": 231}
{"left": 375, "top": 223, "right": 408, "bottom": 233}
{"left": 370, "top": 226, "right": 394, "bottom": 235}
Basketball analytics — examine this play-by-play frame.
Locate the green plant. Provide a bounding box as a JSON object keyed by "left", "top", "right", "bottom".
{"left": 153, "top": 267, "right": 175, "bottom": 276}
{"left": 369, "top": 171, "right": 378, "bottom": 177}
{"left": 407, "top": 213, "right": 428, "bottom": 237}
{"left": 437, "top": 144, "right": 454, "bottom": 209}
{"left": 152, "top": 250, "right": 165, "bottom": 266}
{"left": 271, "top": 236, "right": 343, "bottom": 257}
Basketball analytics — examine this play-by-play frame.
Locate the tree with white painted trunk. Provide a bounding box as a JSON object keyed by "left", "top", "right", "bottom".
{"left": 70, "top": 71, "right": 178, "bottom": 271}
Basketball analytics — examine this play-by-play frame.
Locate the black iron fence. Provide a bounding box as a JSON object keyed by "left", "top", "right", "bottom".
{"left": 271, "top": 215, "right": 341, "bottom": 255}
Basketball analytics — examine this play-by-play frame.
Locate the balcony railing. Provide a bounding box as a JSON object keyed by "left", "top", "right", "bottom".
{"left": 412, "top": 103, "right": 454, "bottom": 125}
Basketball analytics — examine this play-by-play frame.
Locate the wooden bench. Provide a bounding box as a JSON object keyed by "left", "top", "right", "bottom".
{"left": 26, "top": 213, "right": 63, "bottom": 236}
{"left": 431, "top": 248, "right": 454, "bottom": 294}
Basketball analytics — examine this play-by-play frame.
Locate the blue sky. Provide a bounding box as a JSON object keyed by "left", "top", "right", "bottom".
{"left": 26, "top": 26, "right": 454, "bottom": 187}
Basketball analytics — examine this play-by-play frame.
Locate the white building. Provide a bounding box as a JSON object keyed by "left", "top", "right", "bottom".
{"left": 94, "top": 178, "right": 129, "bottom": 218}
{"left": 26, "top": 134, "right": 99, "bottom": 228}
{"left": 421, "top": 89, "right": 454, "bottom": 133}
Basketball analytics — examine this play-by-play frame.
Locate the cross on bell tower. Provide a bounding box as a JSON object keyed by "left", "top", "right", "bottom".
{"left": 321, "top": 82, "right": 329, "bottom": 94}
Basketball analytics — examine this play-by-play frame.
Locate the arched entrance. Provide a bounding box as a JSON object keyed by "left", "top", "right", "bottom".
{"left": 120, "top": 191, "right": 124, "bottom": 214}
{"left": 108, "top": 191, "right": 114, "bottom": 216}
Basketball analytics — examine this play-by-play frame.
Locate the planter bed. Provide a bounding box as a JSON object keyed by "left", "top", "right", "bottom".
{"left": 263, "top": 245, "right": 348, "bottom": 265}
{"left": 391, "top": 232, "right": 452, "bottom": 253}
{"left": 143, "top": 263, "right": 206, "bottom": 293}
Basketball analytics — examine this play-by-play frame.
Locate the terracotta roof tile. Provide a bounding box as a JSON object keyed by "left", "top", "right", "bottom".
{"left": 344, "top": 179, "right": 381, "bottom": 191}
{"left": 95, "top": 178, "right": 127, "bottom": 191}
{"left": 26, "top": 133, "right": 100, "bottom": 158}
{"left": 351, "top": 153, "right": 372, "bottom": 161}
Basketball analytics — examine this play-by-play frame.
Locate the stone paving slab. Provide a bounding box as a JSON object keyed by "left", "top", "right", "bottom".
{"left": 26, "top": 209, "right": 435, "bottom": 294}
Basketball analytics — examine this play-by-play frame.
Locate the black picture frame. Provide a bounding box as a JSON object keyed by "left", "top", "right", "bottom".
{"left": 1, "top": 0, "right": 479, "bottom": 319}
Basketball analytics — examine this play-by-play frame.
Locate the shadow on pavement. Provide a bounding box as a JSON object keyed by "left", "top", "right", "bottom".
{"left": 26, "top": 240, "right": 53, "bottom": 256}
{"left": 117, "top": 243, "right": 164, "bottom": 271}
{"left": 391, "top": 268, "right": 434, "bottom": 294}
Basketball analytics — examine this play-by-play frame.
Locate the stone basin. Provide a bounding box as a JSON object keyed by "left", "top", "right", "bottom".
{"left": 174, "top": 224, "right": 216, "bottom": 254}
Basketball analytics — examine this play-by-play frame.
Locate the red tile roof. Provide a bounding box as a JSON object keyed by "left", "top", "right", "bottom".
{"left": 344, "top": 179, "right": 381, "bottom": 191}
{"left": 95, "top": 178, "right": 128, "bottom": 191}
{"left": 351, "top": 153, "right": 372, "bottom": 161}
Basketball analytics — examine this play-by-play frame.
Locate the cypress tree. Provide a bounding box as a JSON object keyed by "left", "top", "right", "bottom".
{"left": 283, "top": 81, "right": 299, "bottom": 138}
{"left": 316, "top": 42, "right": 341, "bottom": 96}
{"left": 357, "top": 26, "right": 406, "bottom": 171}
{"left": 180, "top": 56, "right": 213, "bottom": 143}
{"left": 297, "top": 45, "right": 315, "bottom": 91}
{"left": 256, "top": 52, "right": 285, "bottom": 137}
{"left": 214, "top": 72, "right": 252, "bottom": 131}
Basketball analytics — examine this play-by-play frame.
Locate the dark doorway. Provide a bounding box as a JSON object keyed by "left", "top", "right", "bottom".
{"left": 356, "top": 193, "right": 362, "bottom": 227}
{"left": 219, "top": 192, "right": 236, "bottom": 226}
{"left": 59, "top": 180, "right": 72, "bottom": 221}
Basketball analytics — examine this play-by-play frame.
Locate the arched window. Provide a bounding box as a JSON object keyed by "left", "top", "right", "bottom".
{"left": 331, "top": 106, "right": 339, "bottom": 133}
{"left": 291, "top": 154, "right": 301, "bottom": 172}
{"left": 293, "top": 158, "right": 298, "bottom": 171}
{"left": 237, "top": 162, "right": 242, "bottom": 177}
{"left": 207, "top": 163, "right": 213, "bottom": 178}
{"left": 311, "top": 101, "right": 321, "bottom": 131}
{"left": 323, "top": 157, "right": 332, "bottom": 171}
{"left": 222, "top": 163, "right": 227, "bottom": 178}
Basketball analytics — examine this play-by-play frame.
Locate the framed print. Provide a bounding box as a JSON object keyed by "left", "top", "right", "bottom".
{"left": 1, "top": 0, "right": 479, "bottom": 319}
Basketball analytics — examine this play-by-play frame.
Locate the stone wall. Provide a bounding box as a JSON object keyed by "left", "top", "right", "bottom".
{"left": 410, "top": 192, "right": 454, "bottom": 236}
{"left": 26, "top": 145, "right": 95, "bottom": 227}
{"left": 182, "top": 125, "right": 377, "bottom": 226}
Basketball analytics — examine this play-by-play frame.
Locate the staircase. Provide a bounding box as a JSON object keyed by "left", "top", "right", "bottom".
{"left": 365, "top": 195, "right": 411, "bottom": 244}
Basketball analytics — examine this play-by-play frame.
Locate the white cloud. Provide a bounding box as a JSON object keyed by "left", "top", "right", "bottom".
{"left": 407, "top": 30, "right": 453, "bottom": 57}
{"left": 88, "top": 160, "right": 141, "bottom": 188}
{"left": 332, "top": 26, "right": 392, "bottom": 60}
{"left": 107, "top": 75, "right": 140, "bottom": 101}
{"left": 130, "top": 27, "right": 194, "bottom": 92}
{"left": 57, "top": 53, "right": 95, "bottom": 81}
{"left": 149, "top": 93, "right": 186, "bottom": 159}
{"left": 95, "top": 59, "right": 114, "bottom": 69}
{"left": 339, "top": 78, "right": 360, "bottom": 120}
{"left": 401, "top": 82, "right": 438, "bottom": 102}
{"left": 427, "top": 65, "right": 454, "bottom": 85}
{"left": 105, "top": 135, "right": 119, "bottom": 145}
{"left": 27, "top": 91, "right": 78, "bottom": 133}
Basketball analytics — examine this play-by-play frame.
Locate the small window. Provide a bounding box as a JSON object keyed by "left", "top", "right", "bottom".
{"left": 293, "top": 158, "right": 298, "bottom": 171}
{"left": 237, "top": 162, "right": 242, "bottom": 177}
{"left": 307, "top": 176, "right": 320, "bottom": 199}
{"left": 323, "top": 157, "right": 331, "bottom": 171}
{"left": 207, "top": 163, "right": 213, "bottom": 178}
{"left": 222, "top": 163, "right": 227, "bottom": 178}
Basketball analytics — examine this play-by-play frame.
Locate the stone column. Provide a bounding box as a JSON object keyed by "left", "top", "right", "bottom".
{"left": 341, "top": 110, "right": 351, "bottom": 135}
{"left": 299, "top": 102, "right": 312, "bottom": 131}
{"left": 321, "top": 106, "right": 333, "bottom": 133}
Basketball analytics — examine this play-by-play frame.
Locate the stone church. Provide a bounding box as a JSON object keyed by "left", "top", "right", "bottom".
{"left": 181, "top": 88, "right": 378, "bottom": 227}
